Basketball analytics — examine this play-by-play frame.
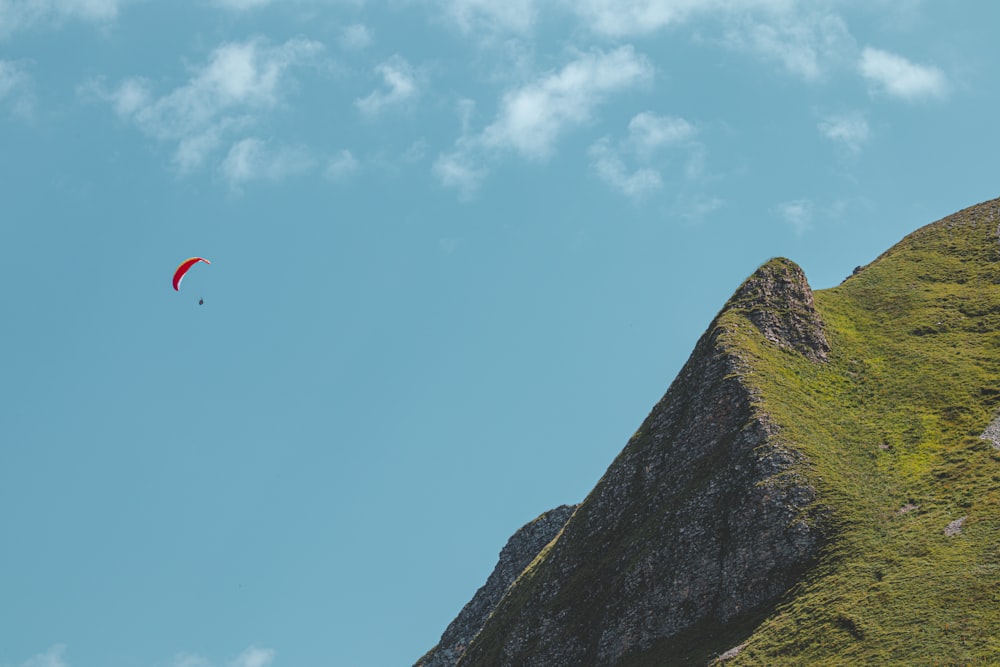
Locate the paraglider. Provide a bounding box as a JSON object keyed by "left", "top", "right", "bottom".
{"left": 172, "top": 257, "right": 210, "bottom": 291}
{"left": 173, "top": 257, "right": 210, "bottom": 304}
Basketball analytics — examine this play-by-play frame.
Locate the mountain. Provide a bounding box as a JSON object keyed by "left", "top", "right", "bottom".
{"left": 417, "top": 198, "right": 1000, "bottom": 666}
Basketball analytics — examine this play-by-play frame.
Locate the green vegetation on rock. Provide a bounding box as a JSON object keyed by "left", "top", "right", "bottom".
{"left": 712, "top": 198, "right": 1000, "bottom": 665}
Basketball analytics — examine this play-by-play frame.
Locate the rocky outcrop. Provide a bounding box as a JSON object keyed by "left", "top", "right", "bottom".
{"left": 419, "top": 258, "right": 829, "bottom": 666}
{"left": 979, "top": 414, "right": 1000, "bottom": 450}
{"left": 416, "top": 505, "right": 577, "bottom": 667}
{"left": 724, "top": 257, "right": 830, "bottom": 363}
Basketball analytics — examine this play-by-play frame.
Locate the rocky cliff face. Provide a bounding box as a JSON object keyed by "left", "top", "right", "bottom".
{"left": 417, "top": 505, "right": 577, "bottom": 667}
{"left": 418, "top": 258, "right": 830, "bottom": 666}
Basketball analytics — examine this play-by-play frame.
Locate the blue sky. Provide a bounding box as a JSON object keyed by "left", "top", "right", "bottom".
{"left": 1, "top": 1, "right": 998, "bottom": 666}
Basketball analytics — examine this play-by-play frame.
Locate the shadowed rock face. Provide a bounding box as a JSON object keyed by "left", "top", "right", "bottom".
{"left": 416, "top": 505, "right": 577, "bottom": 667}
{"left": 417, "top": 258, "right": 829, "bottom": 667}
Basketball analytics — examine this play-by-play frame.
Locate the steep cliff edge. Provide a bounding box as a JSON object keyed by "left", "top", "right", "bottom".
{"left": 417, "top": 505, "right": 577, "bottom": 667}
{"left": 420, "top": 258, "right": 831, "bottom": 666}
{"left": 418, "top": 198, "right": 1000, "bottom": 665}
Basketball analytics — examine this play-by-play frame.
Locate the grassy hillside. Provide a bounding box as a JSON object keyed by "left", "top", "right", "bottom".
{"left": 708, "top": 199, "right": 1000, "bottom": 664}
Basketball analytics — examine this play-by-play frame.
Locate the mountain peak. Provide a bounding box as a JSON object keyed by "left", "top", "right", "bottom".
{"left": 724, "top": 257, "right": 829, "bottom": 363}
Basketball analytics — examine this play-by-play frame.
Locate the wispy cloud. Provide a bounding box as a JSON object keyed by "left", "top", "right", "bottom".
{"left": 589, "top": 137, "right": 662, "bottom": 198}
{"left": 567, "top": 0, "right": 706, "bottom": 37}
{"left": 355, "top": 55, "right": 420, "bottom": 117}
{"left": 440, "top": 0, "right": 538, "bottom": 35}
{"left": 859, "top": 46, "right": 948, "bottom": 101}
{"left": 432, "top": 148, "right": 487, "bottom": 199}
{"left": 324, "top": 148, "right": 359, "bottom": 181}
{"left": 167, "top": 646, "right": 275, "bottom": 667}
{"left": 339, "top": 23, "right": 372, "bottom": 50}
{"left": 568, "top": 1, "right": 826, "bottom": 37}
{"left": 219, "top": 137, "right": 316, "bottom": 191}
{"left": 0, "top": 59, "right": 34, "bottom": 117}
{"left": 776, "top": 198, "right": 813, "bottom": 235}
{"left": 169, "top": 655, "right": 212, "bottom": 667}
{"left": 211, "top": 0, "right": 273, "bottom": 10}
{"left": 480, "top": 46, "right": 653, "bottom": 160}
{"left": 16, "top": 644, "right": 68, "bottom": 667}
{"left": 433, "top": 46, "right": 653, "bottom": 197}
{"left": 91, "top": 36, "right": 323, "bottom": 172}
{"left": 14, "top": 642, "right": 273, "bottom": 667}
{"left": 228, "top": 647, "right": 275, "bottom": 667}
{"left": 568, "top": 1, "right": 855, "bottom": 82}
{"left": 627, "top": 111, "right": 695, "bottom": 157}
{"left": 0, "top": 0, "right": 124, "bottom": 38}
{"left": 678, "top": 194, "right": 725, "bottom": 222}
{"left": 589, "top": 111, "right": 703, "bottom": 200}
{"left": 722, "top": 10, "right": 853, "bottom": 82}
{"left": 818, "top": 112, "right": 870, "bottom": 153}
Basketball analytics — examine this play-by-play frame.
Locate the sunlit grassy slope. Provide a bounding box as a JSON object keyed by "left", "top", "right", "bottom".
{"left": 702, "top": 199, "right": 1000, "bottom": 665}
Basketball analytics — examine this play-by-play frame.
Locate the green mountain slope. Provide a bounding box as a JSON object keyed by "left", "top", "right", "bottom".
{"left": 721, "top": 198, "right": 1000, "bottom": 664}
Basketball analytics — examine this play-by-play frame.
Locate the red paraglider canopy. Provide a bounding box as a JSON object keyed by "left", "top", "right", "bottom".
{"left": 173, "top": 257, "right": 211, "bottom": 291}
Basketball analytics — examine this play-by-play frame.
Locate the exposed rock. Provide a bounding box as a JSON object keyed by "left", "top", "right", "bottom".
{"left": 944, "top": 517, "right": 966, "bottom": 537}
{"left": 416, "top": 505, "right": 577, "bottom": 667}
{"left": 426, "top": 258, "right": 829, "bottom": 666}
{"left": 979, "top": 414, "right": 1000, "bottom": 450}
{"left": 723, "top": 257, "right": 830, "bottom": 363}
{"left": 712, "top": 642, "right": 748, "bottom": 663}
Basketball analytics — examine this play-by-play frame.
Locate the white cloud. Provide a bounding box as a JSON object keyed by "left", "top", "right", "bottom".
{"left": 679, "top": 194, "right": 725, "bottom": 221}
{"left": 723, "top": 11, "right": 853, "bottom": 81}
{"left": 95, "top": 36, "right": 322, "bottom": 172}
{"left": 818, "top": 112, "right": 869, "bottom": 153}
{"left": 568, "top": 0, "right": 797, "bottom": 38}
{"left": 0, "top": 0, "right": 123, "bottom": 38}
{"left": 12, "top": 644, "right": 274, "bottom": 667}
{"left": 432, "top": 47, "right": 653, "bottom": 197}
{"left": 588, "top": 111, "right": 704, "bottom": 200}
{"left": 441, "top": 0, "right": 537, "bottom": 35}
{"left": 355, "top": 55, "right": 419, "bottom": 116}
{"left": 456, "top": 97, "right": 476, "bottom": 134}
{"left": 108, "top": 76, "right": 149, "bottom": 116}
{"left": 0, "top": 60, "right": 25, "bottom": 97}
{"left": 480, "top": 46, "right": 653, "bottom": 159}
{"left": 220, "top": 137, "right": 316, "bottom": 190}
{"left": 17, "top": 645, "right": 68, "bottom": 667}
{"left": 627, "top": 111, "right": 695, "bottom": 157}
{"left": 859, "top": 46, "right": 948, "bottom": 101}
{"left": 568, "top": 0, "right": 702, "bottom": 37}
{"left": 568, "top": 1, "right": 854, "bottom": 82}
{"left": 339, "top": 23, "right": 372, "bottom": 50}
{"left": 589, "top": 137, "right": 662, "bottom": 198}
{"left": 228, "top": 646, "right": 275, "bottom": 667}
{"left": 325, "top": 148, "right": 359, "bottom": 181}
{"left": 0, "top": 59, "right": 33, "bottom": 117}
{"left": 168, "top": 646, "right": 276, "bottom": 667}
{"left": 170, "top": 655, "right": 212, "bottom": 667}
{"left": 777, "top": 198, "right": 812, "bottom": 235}
{"left": 432, "top": 149, "right": 487, "bottom": 199}
{"left": 211, "top": 0, "right": 272, "bottom": 9}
